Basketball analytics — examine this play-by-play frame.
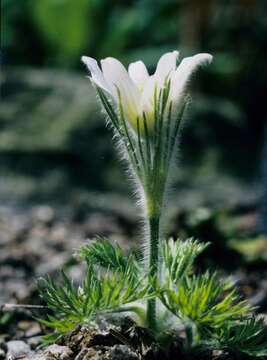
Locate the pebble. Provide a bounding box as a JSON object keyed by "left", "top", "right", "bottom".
{"left": 27, "top": 336, "right": 43, "bottom": 350}
{"left": 73, "top": 345, "right": 138, "bottom": 360}
{"left": 6, "top": 340, "right": 32, "bottom": 359}
{"left": 0, "top": 348, "right": 5, "bottom": 360}
{"left": 74, "top": 348, "right": 101, "bottom": 360}
{"left": 108, "top": 345, "right": 139, "bottom": 360}
{"left": 43, "top": 344, "right": 73, "bottom": 360}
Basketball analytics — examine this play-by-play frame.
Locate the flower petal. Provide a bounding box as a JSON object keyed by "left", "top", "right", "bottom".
{"left": 154, "top": 50, "right": 179, "bottom": 87}
{"left": 81, "top": 56, "right": 112, "bottom": 94}
{"left": 170, "top": 53, "right": 213, "bottom": 102}
{"left": 141, "top": 76, "right": 157, "bottom": 127}
{"left": 128, "top": 60, "right": 149, "bottom": 90}
{"left": 101, "top": 57, "right": 141, "bottom": 121}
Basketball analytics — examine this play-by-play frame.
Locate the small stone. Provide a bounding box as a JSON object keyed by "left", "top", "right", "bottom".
{"left": 6, "top": 340, "right": 32, "bottom": 359}
{"left": 44, "top": 344, "right": 73, "bottom": 360}
{"left": 34, "top": 206, "right": 55, "bottom": 224}
{"left": 107, "top": 345, "right": 138, "bottom": 360}
{"left": 212, "top": 349, "right": 224, "bottom": 359}
{"left": 74, "top": 348, "right": 102, "bottom": 360}
{"left": 28, "top": 353, "right": 43, "bottom": 360}
{"left": 27, "top": 336, "right": 43, "bottom": 350}
{"left": 79, "top": 325, "right": 118, "bottom": 349}
{"left": 0, "top": 348, "right": 6, "bottom": 360}
{"left": 18, "top": 321, "right": 33, "bottom": 331}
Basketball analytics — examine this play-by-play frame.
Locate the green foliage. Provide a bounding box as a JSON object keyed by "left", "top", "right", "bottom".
{"left": 153, "top": 238, "right": 267, "bottom": 357}
{"left": 79, "top": 237, "right": 140, "bottom": 278}
{"left": 161, "top": 237, "right": 209, "bottom": 283}
{"left": 38, "top": 263, "right": 149, "bottom": 335}
{"left": 39, "top": 237, "right": 267, "bottom": 357}
{"left": 210, "top": 317, "right": 267, "bottom": 357}
{"left": 29, "top": 0, "right": 90, "bottom": 66}
{"left": 157, "top": 271, "right": 251, "bottom": 329}
{"left": 157, "top": 240, "right": 252, "bottom": 332}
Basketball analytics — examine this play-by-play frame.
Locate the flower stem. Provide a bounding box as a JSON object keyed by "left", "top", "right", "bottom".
{"left": 146, "top": 207, "right": 161, "bottom": 330}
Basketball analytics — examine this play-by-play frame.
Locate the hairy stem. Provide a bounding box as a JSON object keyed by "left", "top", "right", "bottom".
{"left": 146, "top": 199, "right": 161, "bottom": 330}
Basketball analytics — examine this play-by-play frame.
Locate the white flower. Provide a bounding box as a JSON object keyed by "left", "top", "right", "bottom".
{"left": 81, "top": 51, "right": 212, "bottom": 132}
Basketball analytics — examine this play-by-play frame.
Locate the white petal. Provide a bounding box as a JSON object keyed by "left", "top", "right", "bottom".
{"left": 170, "top": 53, "right": 213, "bottom": 102}
{"left": 141, "top": 76, "right": 157, "bottom": 124}
{"left": 101, "top": 57, "right": 141, "bottom": 119}
{"left": 154, "top": 51, "right": 179, "bottom": 87}
{"left": 128, "top": 61, "right": 149, "bottom": 89}
{"left": 81, "top": 56, "right": 112, "bottom": 94}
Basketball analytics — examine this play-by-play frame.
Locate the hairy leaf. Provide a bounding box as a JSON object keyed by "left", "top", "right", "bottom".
{"left": 210, "top": 317, "right": 267, "bottom": 357}
{"left": 79, "top": 236, "right": 140, "bottom": 278}
{"left": 38, "top": 264, "right": 149, "bottom": 334}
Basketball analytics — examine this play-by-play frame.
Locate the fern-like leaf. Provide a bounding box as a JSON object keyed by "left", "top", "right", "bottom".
{"left": 210, "top": 317, "right": 267, "bottom": 357}
{"left": 153, "top": 238, "right": 255, "bottom": 350}
{"left": 79, "top": 237, "right": 140, "bottom": 278}
{"left": 156, "top": 271, "right": 252, "bottom": 331}
{"left": 38, "top": 263, "right": 149, "bottom": 335}
{"left": 161, "top": 238, "right": 209, "bottom": 284}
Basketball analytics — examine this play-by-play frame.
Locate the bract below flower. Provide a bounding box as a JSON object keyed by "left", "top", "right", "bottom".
{"left": 82, "top": 51, "right": 212, "bottom": 133}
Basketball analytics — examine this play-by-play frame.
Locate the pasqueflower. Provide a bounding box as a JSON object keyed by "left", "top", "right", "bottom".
{"left": 81, "top": 50, "right": 213, "bottom": 330}
{"left": 81, "top": 51, "right": 212, "bottom": 132}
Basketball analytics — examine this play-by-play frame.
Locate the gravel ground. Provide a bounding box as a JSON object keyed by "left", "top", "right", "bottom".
{"left": 0, "top": 202, "right": 267, "bottom": 359}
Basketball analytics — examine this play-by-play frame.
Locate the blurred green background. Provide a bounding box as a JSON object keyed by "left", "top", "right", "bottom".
{"left": 1, "top": 0, "right": 267, "bottom": 208}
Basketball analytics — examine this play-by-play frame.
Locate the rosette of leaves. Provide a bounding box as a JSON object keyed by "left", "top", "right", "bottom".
{"left": 39, "top": 237, "right": 267, "bottom": 357}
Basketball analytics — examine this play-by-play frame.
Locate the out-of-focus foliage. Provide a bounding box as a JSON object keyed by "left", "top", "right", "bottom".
{"left": 1, "top": 0, "right": 267, "bottom": 202}
{"left": 29, "top": 0, "right": 90, "bottom": 67}
{"left": 2, "top": 0, "right": 180, "bottom": 68}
